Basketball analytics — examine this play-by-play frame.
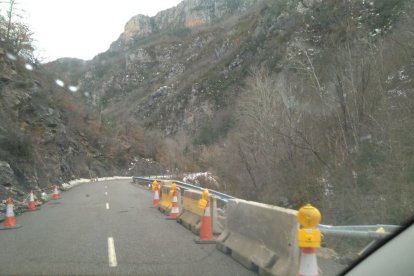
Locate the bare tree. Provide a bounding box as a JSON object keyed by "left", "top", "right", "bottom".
{"left": 0, "top": 0, "right": 34, "bottom": 60}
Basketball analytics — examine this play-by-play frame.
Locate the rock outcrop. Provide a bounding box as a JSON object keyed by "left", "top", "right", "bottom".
{"left": 112, "top": 0, "right": 258, "bottom": 50}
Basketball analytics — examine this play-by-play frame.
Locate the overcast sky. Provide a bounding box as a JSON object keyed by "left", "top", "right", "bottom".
{"left": 15, "top": 0, "right": 182, "bottom": 62}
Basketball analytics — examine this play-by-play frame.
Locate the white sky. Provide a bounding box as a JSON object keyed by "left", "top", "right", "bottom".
{"left": 15, "top": 0, "right": 182, "bottom": 62}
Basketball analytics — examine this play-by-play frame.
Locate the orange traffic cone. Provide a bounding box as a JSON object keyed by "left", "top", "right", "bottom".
{"left": 166, "top": 189, "right": 179, "bottom": 220}
{"left": 0, "top": 197, "right": 22, "bottom": 230}
{"left": 27, "top": 191, "right": 37, "bottom": 211}
{"left": 52, "top": 185, "right": 60, "bottom": 200}
{"left": 194, "top": 199, "right": 215, "bottom": 244}
{"left": 298, "top": 248, "right": 319, "bottom": 276}
{"left": 152, "top": 186, "right": 160, "bottom": 207}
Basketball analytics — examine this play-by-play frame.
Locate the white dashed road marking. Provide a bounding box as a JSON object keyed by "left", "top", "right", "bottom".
{"left": 106, "top": 203, "right": 110, "bottom": 210}
{"left": 107, "top": 237, "right": 117, "bottom": 267}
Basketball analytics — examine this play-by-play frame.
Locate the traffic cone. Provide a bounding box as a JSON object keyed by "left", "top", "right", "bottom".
{"left": 166, "top": 189, "right": 179, "bottom": 220}
{"left": 52, "top": 185, "right": 60, "bottom": 200}
{"left": 27, "top": 191, "right": 37, "bottom": 211}
{"left": 194, "top": 199, "right": 215, "bottom": 244}
{"left": 298, "top": 248, "right": 319, "bottom": 276}
{"left": 152, "top": 186, "right": 160, "bottom": 207}
{"left": 0, "top": 197, "right": 22, "bottom": 230}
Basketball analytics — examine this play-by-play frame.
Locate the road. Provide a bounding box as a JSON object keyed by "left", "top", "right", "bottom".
{"left": 0, "top": 180, "right": 255, "bottom": 275}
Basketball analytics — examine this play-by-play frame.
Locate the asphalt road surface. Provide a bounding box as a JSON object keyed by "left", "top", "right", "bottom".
{"left": 0, "top": 180, "right": 256, "bottom": 275}
{"left": 0, "top": 179, "right": 346, "bottom": 276}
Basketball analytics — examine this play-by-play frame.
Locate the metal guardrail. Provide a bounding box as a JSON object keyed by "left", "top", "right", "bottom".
{"left": 318, "top": 228, "right": 391, "bottom": 239}
{"left": 133, "top": 175, "right": 401, "bottom": 239}
{"left": 133, "top": 176, "right": 235, "bottom": 202}
{"left": 317, "top": 224, "right": 401, "bottom": 239}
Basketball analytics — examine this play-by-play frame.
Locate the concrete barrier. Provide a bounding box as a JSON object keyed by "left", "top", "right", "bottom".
{"left": 216, "top": 199, "right": 299, "bottom": 276}
{"left": 158, "top": 184, "right": 173, "bottom": 214}
{"left": 158, "top": 181, "right": 181, "bottom": 215}
{"left": 177, "top": 190, "right": 223, "bottom": 235}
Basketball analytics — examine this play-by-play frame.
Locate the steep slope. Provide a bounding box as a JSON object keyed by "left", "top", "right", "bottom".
{"left": 0, "top": 48, "right": 168, "bottom": 200}
{"left": 0, "top": 45, "right": 122, "bottom": 197}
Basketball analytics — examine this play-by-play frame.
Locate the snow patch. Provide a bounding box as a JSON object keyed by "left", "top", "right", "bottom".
{"left": 182, "top": 172, "right": 219, "bottom": 188}
{"left": 61, "top": 176, "right": 132, "bottom": 190}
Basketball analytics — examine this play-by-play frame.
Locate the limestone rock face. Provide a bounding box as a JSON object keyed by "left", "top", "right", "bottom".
{"left": 116, "top": 0, "right": 258, "bottom": 45}
{"left": 122, "top": 15, "right": 154, "bottom": 40}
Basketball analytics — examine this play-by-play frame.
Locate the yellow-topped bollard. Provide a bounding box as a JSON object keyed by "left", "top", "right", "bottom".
{"left": 169, "top": 182, "right": 177, "bottom": 196}
{"left": 197, "top": 189, "right": 209, "bottom": 209}
{"left": 297, "top": 204, "right": 321, "bottom": 276}
{"left": 298, "top": 204, "right": 321, "bottom": 229}
{"left": 152, "top": 180, "right": 159, "bottom": 192}
{"left": 297, "top": 204, "right": 321, "bottom": 248}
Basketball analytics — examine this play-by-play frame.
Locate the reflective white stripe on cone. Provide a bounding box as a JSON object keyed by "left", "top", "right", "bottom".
{"left": 298, "top": 248, "right": 318, "bottom": 276}
{"left": 152, "top": 187, "right": 160, "bottom": 207}
{"left": 0, "top": 197, "right": 22, "bottom": 230}
{"left": 28, "top": 191, "right": 36, "bottom": 210}
{"left": 6, "top": 200, "right": 14, "bottom": 217}
{"left": 52, "top": 185, "right": 60, "bottom": 200}
{"left": 166, "top": 190, "right": 179, "bottom": 220}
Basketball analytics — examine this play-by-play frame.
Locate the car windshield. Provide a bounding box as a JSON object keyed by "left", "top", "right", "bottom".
{"left": 0, "top": 0, "right": 412, "bottom": 275}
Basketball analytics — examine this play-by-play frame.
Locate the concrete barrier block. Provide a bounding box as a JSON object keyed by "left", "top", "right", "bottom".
{"left": 177, "top": 211, "right": 198, "bottom": 232}
{"left": 216, "top": 230, "right": 231, "bottom": 253}
{"left": 162, "top": 180, "right": 173, "bottom": 186}
{"left": 177, "top": 190, "right": 202, "bottom": 234}
{"left": 177, "top": 190, "right": 223, "bottom": 235}
{"left": 158, "top": 184, "right": 181, "bottom": 215}
{"left": 217, "top": 199, "right": 299, "bottom": 276}
{"left": 158, "top": 185, "right": 172, "bottom": 214}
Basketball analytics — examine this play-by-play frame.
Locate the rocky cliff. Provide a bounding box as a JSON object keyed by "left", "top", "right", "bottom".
{"left": 55, "top": 0, "right": 406, "bottom": 138}
{"left": 67, "top": 0, "right": 284, "bottom": 136}
{"left": 112, "top": 0, "right": 259, "bottom": 50}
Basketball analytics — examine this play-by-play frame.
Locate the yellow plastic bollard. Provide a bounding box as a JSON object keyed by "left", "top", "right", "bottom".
{"left": 169, "top": 183, "right": 177, "bottom": 196}
{"left": 152, "top": 180, "right": 159, "bottom": 192}
{"left": 298, "top": 204, "right": 321, "bottom": 248}
{"left": 197, "top": 189, "right": 208, "bottom": 209}
{"left": 297, "top": 204, "right": 321, "bottom": 276}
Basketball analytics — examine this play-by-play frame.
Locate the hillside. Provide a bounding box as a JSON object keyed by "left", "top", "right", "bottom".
{"left": 0, "top": 46, "right": 110, "bottom": 195}
{"left": 0, "top": 46, "right": 163, "bottom": 199}
{"left": 36, "top": 0, "right": 414, "bottom": 224}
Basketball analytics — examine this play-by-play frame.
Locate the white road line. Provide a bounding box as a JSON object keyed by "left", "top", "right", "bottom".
{"left": 106, "top": 203, "right": 110, "bottom": 210}
{"left": 105, "top": 191, "right": 108, "bottom": 196}
{"left": 105, "top": 185, "right": 108, "bottom": 189}
{"left": 107, "top": 237, "right": 117, "bottom": 267}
